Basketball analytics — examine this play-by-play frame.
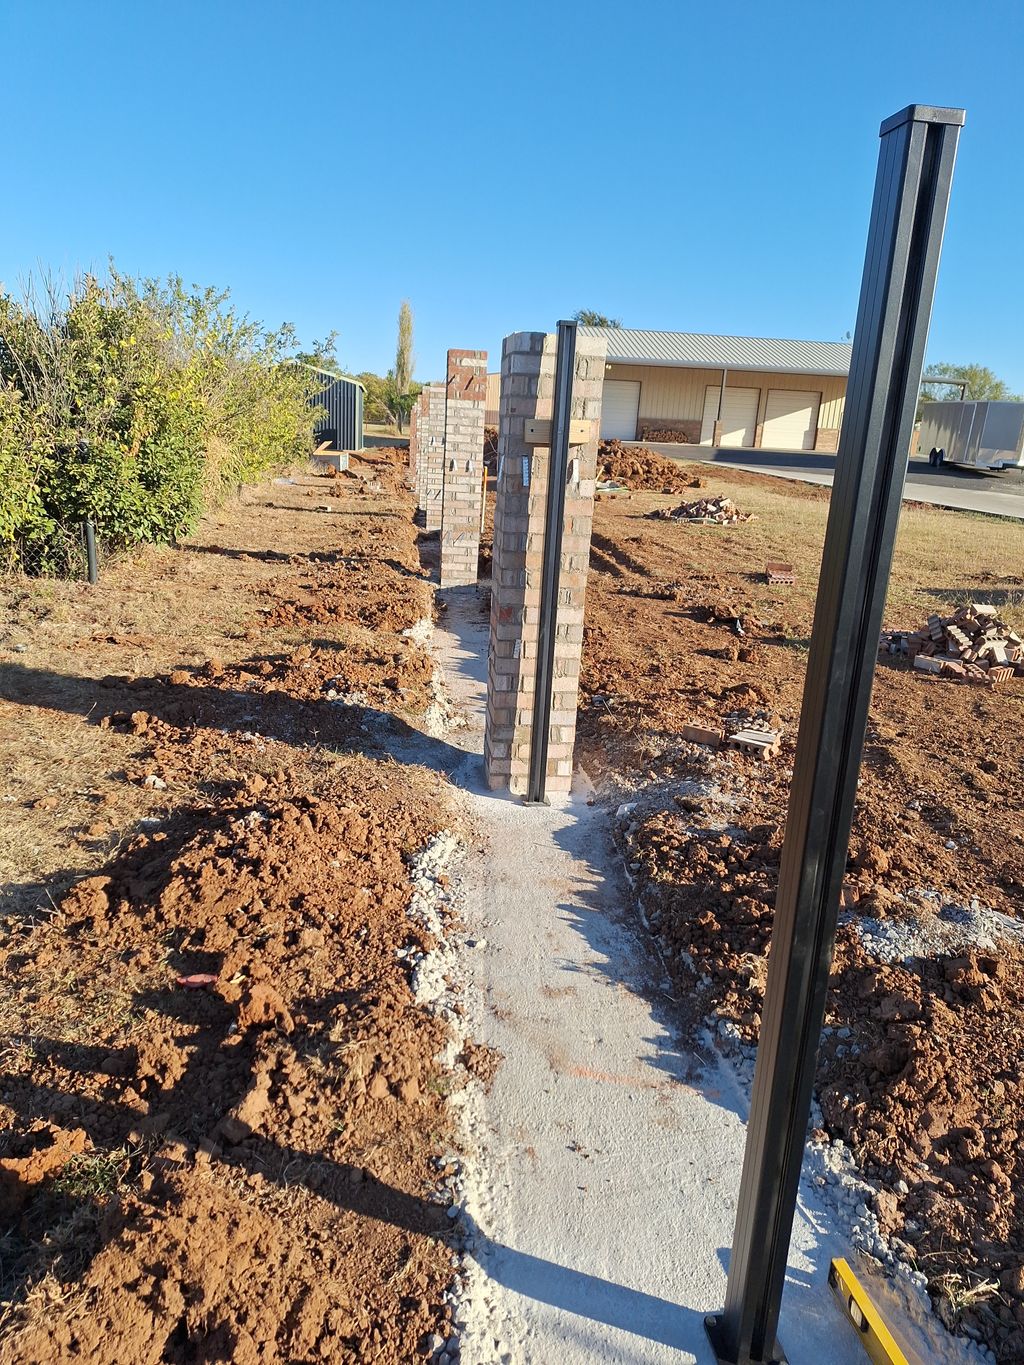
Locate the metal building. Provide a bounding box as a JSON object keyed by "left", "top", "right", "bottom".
{"left": 305, "top": 368, "right": 364, "bottom": 450}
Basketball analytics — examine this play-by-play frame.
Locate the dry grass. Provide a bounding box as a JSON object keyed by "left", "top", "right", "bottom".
{"left": 644, "top": 464, "right": 1024, "bottom": 635}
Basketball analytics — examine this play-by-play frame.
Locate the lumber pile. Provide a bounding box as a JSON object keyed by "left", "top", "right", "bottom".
{"left": 650, "top": 495, "right": 752, "bottom": 525}
{"left": 879, "top": 603, "right": 1024, "bottom": 685}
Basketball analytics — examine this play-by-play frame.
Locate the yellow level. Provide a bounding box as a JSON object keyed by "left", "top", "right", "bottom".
{"left": 829, "top": 1258, "right": 909, "bottom": 1365}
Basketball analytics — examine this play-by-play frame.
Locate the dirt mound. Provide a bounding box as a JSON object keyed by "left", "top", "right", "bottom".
{"left": 0, "top": 462, "right": 459, "bottom": 1361}
{"left": 597, "top": 440, "right": 703, "bottom": 493}
{"left": 11, "top": 1164, "right": 447, "bottom": 1364}
{"left": 0, "top": 772, "right": 455, "bottom": 1360}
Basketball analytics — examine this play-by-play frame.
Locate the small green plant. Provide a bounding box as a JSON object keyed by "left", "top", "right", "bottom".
{"left": 53, "top": 1147, "right": 134, "bottom": 1202}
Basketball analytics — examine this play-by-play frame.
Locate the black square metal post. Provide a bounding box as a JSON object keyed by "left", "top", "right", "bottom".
{"left": 705, "top": 104, "right": 964, "bottom": 1365}
{"left": 526, "top": 320, "right": 577, "bottom": 805}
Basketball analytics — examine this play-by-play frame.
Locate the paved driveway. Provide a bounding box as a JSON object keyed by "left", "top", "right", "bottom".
{"left": 631, "top": 442, "right": 1024, "bottom": 520}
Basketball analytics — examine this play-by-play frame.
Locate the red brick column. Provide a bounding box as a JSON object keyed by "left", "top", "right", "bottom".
{"left": 440, "top": 349, "right": 487, "bottom": 588}
{"left": 421, "top": 384, "right": 446, "bottom": 532}
{"left": 484, "top": 330, "right": 606, "bottom": 795}
{"left": 407, "top": 398, "right": 420, "bottom": 490}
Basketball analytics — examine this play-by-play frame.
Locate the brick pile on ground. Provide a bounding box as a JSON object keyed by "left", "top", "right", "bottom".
{"left": 596, "top": 439, "right": 703, "bottom": 493}
{"left": 682, "top": 712, "right": 782, "bottom": 759}
{"left": 649, "top": 494, "right": 752, "bottom": 525}
{"left": 880, "top": 602, "right": 1024, "bottom": 685}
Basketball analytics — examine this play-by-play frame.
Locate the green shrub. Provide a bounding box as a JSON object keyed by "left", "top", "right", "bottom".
{"left": 0, "top": 270, "right": 318, "bottom": 573}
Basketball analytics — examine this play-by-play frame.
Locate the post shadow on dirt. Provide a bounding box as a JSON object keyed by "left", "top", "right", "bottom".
{"left": 182, "top": 545, "right": 365, "bottom": 567}
{"left": 0, "top": 662, "right": 470, "bottom": 780}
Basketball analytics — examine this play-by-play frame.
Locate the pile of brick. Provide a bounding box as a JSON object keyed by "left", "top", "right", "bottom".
{"left": 650, "top": 495, "right": 752, "bottom": 525}
{"left": 879, "top": 603, "right": 1024, "bottom": 685}
{"left": 682, "top": 716, "right": 782, "bottom": 760}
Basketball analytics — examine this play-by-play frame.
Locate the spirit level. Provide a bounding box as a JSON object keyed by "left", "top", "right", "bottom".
{"left": 829, "top": 1258, "right": 909, "bottom": 1365}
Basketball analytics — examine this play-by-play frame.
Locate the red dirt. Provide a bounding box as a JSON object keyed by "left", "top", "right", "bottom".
{"left": 0, "top": 449, "right": 459, "bottom": 1362}
{"left": 578, "top": 479, "right": 1024, "bottom": 1360}
{"left": 597, "top": 439, "right": 705, "bottom": 493}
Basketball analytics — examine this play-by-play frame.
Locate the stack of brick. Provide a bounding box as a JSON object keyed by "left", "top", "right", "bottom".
{"left": 420, "top": 384, "right": 447, "bottom": 531}
{"left": 682, "top": 718, "right": 782, "bottom": 759}
{"left": 880, "top": 603, "right": 1024, "bottom": 685}
{"left": 484, "top": 330, "right": 607, "bottom": 795}
{"left": 440, "top": 349, "right": 487, "bottom": 587}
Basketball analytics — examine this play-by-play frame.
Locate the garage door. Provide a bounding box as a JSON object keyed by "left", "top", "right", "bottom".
{"left": 701, "top": 385, "right": 760, "bottom": 447}
{"left": 761, "top": 389, "right": 820, "bottom": 451}
{"left": 601, "top": 380, "right": 641, "bottom": 440}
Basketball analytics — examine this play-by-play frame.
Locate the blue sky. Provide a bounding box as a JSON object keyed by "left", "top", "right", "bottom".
{"left": 2, "top": 0, "right": 1021, "bottom": 389}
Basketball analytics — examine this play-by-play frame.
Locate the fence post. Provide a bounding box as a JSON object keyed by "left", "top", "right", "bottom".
{"left": 82, "top": 520, "right": 98, "bottom": 585}
{"left": 705, "top": 104, "right": 965, "bottom": 1365}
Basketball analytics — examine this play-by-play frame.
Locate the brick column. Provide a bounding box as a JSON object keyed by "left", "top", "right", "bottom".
{"left": 484, "top": 330, "right": 606, "bottom": 796}
{"left": 421, "top": 384, "right": 446, "bottom": 531}
{"left": 413, "top": 390, "right": 430, "bottom": 512}
{"left": 408, "top": 396, "right": 420, "bottom": 491}
{"left": 440, "top": 349, "right": 487, "bottom": 587}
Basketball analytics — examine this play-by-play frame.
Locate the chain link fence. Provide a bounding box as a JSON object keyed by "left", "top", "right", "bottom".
{"left": 1, "top": 522, "right": 102, "bottom": 582}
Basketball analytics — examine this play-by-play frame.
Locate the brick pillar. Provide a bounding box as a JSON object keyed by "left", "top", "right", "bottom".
{"left": 408, "top": 397, "right": 420, "bottom": 490}
{"left": 413, "top": 390, "right": 430, "bottom": 512}
{"left": 421, "top": 384, "right": 446, "bottom": 531}
{"left": 484, "top": 330, "right": 606, "bottom": 796}
{"left": 440, "top": 349, "right": 487, "bottom": 587}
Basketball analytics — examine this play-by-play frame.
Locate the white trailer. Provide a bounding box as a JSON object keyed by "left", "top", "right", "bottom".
{"left": 920, "top": 399, "right": 1024, "bottom": 470}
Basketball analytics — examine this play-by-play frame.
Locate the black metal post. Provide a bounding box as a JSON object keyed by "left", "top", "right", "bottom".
{"left": 705, "top": 104, "right": 964, "bottom": 1365}
{"left": 82, "top": 519, "right": 98, "bottom": 585}
{"left": 526, "top": 320, "right": 577, "bottom": 805}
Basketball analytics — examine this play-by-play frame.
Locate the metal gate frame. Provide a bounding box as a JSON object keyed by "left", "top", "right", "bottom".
{"left": 705, "top": 103, "right": 965, "bottom": 1365}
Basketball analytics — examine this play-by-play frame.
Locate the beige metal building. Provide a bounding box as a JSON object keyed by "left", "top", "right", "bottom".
{"left": 579, "top": 327, "right": 852, "bottom": 452}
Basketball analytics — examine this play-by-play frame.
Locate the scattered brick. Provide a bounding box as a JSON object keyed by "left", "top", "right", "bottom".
{"left": 649, "top": 495, "right": 753, "bottom": 526}
{"left": 881, "top": 603, "right": 1024, "bottom": 686}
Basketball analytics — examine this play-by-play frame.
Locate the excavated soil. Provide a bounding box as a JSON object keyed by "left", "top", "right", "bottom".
{"left": 0, "top": 450, "right": 460, "bottom": 1362}
{"left": 597, "top": 439, "right": 705, "bottom": 493}
{"left": 577, "top": 468, "right": 1024, "bottom": 1361}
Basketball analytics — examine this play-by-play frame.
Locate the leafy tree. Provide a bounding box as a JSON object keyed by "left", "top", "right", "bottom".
{"left": 390, "top": 301, "right": 415, "bottom": 432}
{"left": 573, "top": 309, "right": 622, "bottom": 328}
{"left": 921, "top": 362, "right": 1021, "bottom": 404}
{"left": 293, "top": 332, "right": 341, "bottom": 375}
{"left": 0, "top": 268, "right": 318, "bottom": 571}
{"left": 357, "top": 370, "right": 391, "bottom": 426}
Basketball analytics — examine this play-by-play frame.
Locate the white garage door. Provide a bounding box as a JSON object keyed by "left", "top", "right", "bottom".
{"left": 762, "top": 389, "right": 820, "bottom": 451}
{"left": 601, "top": 380, "right": 641, "bottom": 440}
{"left": 701, "top": 385, "right": 760, "bottom": 447}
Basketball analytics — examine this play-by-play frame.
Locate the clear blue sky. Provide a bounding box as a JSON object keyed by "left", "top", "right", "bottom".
{"left": 2, "top": 0, "right": 1021, "bottom": 389}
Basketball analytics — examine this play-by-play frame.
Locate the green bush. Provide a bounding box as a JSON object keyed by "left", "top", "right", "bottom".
{"left": 0, "top": 271, "right": 318, "bottom": 573}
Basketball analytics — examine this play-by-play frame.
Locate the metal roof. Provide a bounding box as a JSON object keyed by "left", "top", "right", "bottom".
{"left": 578, "top": 326, "right": 852, "bottom": 377}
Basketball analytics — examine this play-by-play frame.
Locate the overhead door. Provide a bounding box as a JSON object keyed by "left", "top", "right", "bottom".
{"left": 701, "top": 385, "right": 760, "bottom": 447}
{"left": 761, "top": 389, "right": 821, "bottom": 451}
{"left": 601, "top": 380, "right": 641, "bottom": 440}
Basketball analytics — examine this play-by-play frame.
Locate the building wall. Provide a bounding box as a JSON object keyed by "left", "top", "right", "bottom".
{"left": 485, "top": 372, "right": 501, "bottom": 426}
{"left": 605, "top": 362, "right": 846, "bottom": 449}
